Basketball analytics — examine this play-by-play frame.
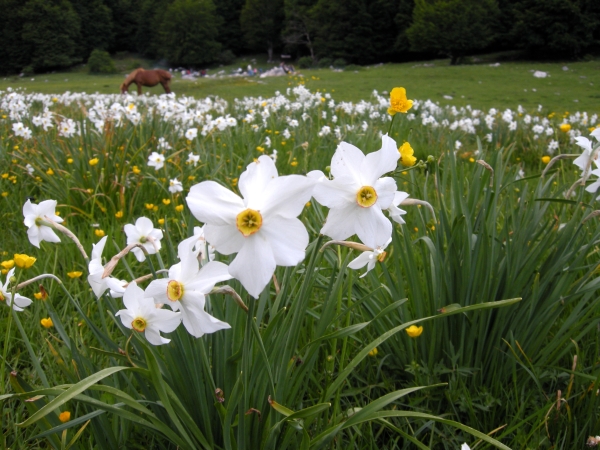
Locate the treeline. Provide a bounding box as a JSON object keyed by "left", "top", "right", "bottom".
{"left": 0, "top": 0, "right": 599, "bottom": 74}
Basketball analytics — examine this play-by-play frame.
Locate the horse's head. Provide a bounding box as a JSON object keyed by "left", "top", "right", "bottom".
{"left": 120, "top": 82, "right": 128, "bottom": 94}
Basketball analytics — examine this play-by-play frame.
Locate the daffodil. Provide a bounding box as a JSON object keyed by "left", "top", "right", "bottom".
{"left": 312, "top": 135, "right": 399, "bottom": 248}
{"left": 348, "top": 238, "right": 392, "bottom": 278}
{"left": 23, "top": 199, "right": 63, "bottom": 248}
{"left": 1, "top": 268, "right": 32, "bottom": 311}
{"left": 116, "top": 282, "right": 182, "bottom": 345}
{"left": 124, "top": 217, "right": 163, "bottom": 262}
{"left": 144, "top": 248, "right": 231, "bottom": 338}
{"left": 388, "top": 87, "right": 413, "bottom": 115}
{"left": 186, "top": 155, "right": 315, "bottom": 298}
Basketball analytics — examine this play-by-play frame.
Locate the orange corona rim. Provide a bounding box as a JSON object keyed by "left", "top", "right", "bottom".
{"left": 356, "top": 186, "right": 378, "bottom": 208}
{"left": 236, "top": 208, "right": 263, "bottom": 236}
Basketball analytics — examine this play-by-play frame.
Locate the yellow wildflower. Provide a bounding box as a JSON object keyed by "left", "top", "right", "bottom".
{"left": 388, "top": 87, "right": 413, "bottom": 115}
{"left": 1, "top": 260, "right": 15, "bottom": 270}
{"left": 115, "top": 211, "right": 123, "bottom": 218}
{"left": 67, "top": 271, "right": 83, "bottom": 278}
{"left": 162, "top": 199, "right": 171, "bottom": 205}
{"left": 405, "top": 325, "right": 423, "bottom": 338}
{"left": 368, "top": 347, "right": 378, "bottom": 357}
{"left": 158, "top": 218, "right": 165, "bottom": 225}
{"left": 398, "top": 142, "right": 416, "bottom": 167}
{"left": 40, "top": 318, "right": 53, "bottom": 328}
{"left": 1, "top": 192, "right": 8, "bottom": 197}
{"left": 132, "top": 166, "right": 141, "bottom": 174}
{"left": 152, "top": 206, "right": 159, "bottom": 212}
{"left": 14, "top": 254, "right": 36, "bottom": 269}
{"left": 59, "top": 412, "right": 71, "bottom": 423}
{"left": 145, "top": 203, "right": 154, "bottom": 210}
{"left": 46, "top": 168, "right": 54, "bottom": 176}
{"left": 95, "top": 229, "right": 105, "bottom": 237}
{"left": 89, "top": 158, "right": 99, "bottom": 166}
{"left": 559, "top": 123, "right": 571, "bottom": 133}
{"left": 67, "top": 158, "right": 73, "bottom": 164}
{"left": 175, "top": 205, "right": 184, "bottom": 212}
{"left": 290, "top": 160, "right": 298, "bottom": 167}
{"left": 542, "top": 156, "right": 551, "bottom": 164}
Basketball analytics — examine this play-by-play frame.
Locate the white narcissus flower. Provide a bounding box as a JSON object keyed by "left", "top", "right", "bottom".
{"left": 387, "top": 191, "right": 409, "bottom": 224}
{"left": 348, "top": 238, "right": 392, "bottom": 278}
{"left": 23, "top": 199, "right": 63, "bottom": 248}
{"left": 178, "top": 226, "right": 215, "bottom": 263}
{"left": 461, "top": 444, "right": 471, "bottom": 450}
{"left": 145, "top": 248, "right": 232, "bottom": 338}
{"left": 186, "top": 155, "right": 315, "bottom": 298}
{"left": 585, "top": 168, "right": 600, "bottom": 199}
{"left": 88, "top": 236, "right": 109, "bottom": 298}
{"left": 573, "top": 134, "right": 600, "bottom": 174}
{"left": 124, "top": 217, "right": 164, "bottom": 262}
{"left": 147, "top": 152, "right": 165, "bottom": 171}
{"left": 187, "top": 152, "right": 200, "bottom": 166}
{"left": 105, "top": 277, "right": 127, "bottom": 298}
{"left": 115, "top": 282, "right": 181, "bottom": 345}
{"left": 1, "top": 268, "right": 33, "bottom": 311}
{"left": 312, "top": 135, "right": 399, "bottom": 248}
{"left": 185, "top": 128, "right": 198, "bottom": 140}
{"left": 169, "top": 178, "right": 183, "bottom": 193}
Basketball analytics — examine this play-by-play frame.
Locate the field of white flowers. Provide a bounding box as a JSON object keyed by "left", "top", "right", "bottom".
{"left": 1, "top": 85, "right": 600, "bottom": 449}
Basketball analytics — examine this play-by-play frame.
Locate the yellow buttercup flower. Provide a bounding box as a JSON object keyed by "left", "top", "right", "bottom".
{"left": 0, "top": 260, "right": 14, "bottom": 270}
{"left": 1, "top": 192, "right": 8, "bottom": 197}
{"left": 14, "top": 254, "right": 36, "bottom": 269}
{"left": 405, "top": 325, "right": 423, "bottom": 338}
{"left": 40, "top": 318, "right": 53, "bottom": 328}
{"left": 67, "top": 158, "right": 73, "bottom": 164}
{"left": 145, "top": 203, "right": 154, "bottom": 210}
{"left": 59, "top": 411, "right": 71, "bottom": 423}
{"left": 398, "top": 142, "right": 417, "bottom": 167}
{"left": 95, "top": 229, "right": 105, "bottom": 237}
{"left": 542, "top": 156, "right": 551, "bottom": 164}
{"left": 158, "top": 218, "right": 165, "bottom": 225}
{"left": 132, "top": 166, "right": 141, "bottom": 174}
{"left": 89, "top": 158, "right": 99, "bottom": 166}
{"left": 46, "top": 168, "right": 54, "bottom": 176}
{"left": 67, "top": 271, "right": 83, "bottom": 278}
{"left": 115, "top": 210, "right": 123, "bottom": 218}
{"left": 162, "top": 199, "right": 171, "bottom": 205}
{"left": 388, "top": 87, "right": 413, "bottom": 115}
{"left": 368, "top": 347, "right": 378, "bottom": 357}
{"left": 175, "top": 205, "right": 184, "bottom": 212}
{"left": 559, "top": 123, "right": 571, "bottom": 133}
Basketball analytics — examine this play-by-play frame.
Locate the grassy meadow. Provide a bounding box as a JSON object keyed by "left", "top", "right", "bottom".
{"left": 1, "top": 56, "right": 600, "bottom": 449}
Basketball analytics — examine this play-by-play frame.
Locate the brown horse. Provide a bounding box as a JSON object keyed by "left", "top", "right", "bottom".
{"left": 120, "top": 68, "right": 173, "bottom": 95}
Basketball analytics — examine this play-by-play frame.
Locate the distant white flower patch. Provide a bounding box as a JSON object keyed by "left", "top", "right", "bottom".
{"left": 533, "top": 71, "right": 548, "bottom": 78}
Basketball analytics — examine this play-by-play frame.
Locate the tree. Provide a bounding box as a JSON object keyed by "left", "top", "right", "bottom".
{"left": 69, "top": 0, "right": 114, "bottom": 61}
{"left": 509, "top": 0, "right": 600, "bottom": 59}
{"left": 406, "top": 0, "right": 499, "bottom": 65}
{"left": 282, "top": 0, "right": 319, "bottom": 60}
{"left": 19, "top": 0, "right": 82, "bottom": 71}
{"left": 240, "top": 0, "right": 284, "bottom": 62}
{"left": 134, "top": 0, "right": 172, "bottom": 59}
{"left": 215, "top": 0, "right": 245, "bottom": 55}
{"left": 159, "top": 0, "right": 222, "bottom": 66}
{"left": 310, "top": 0, "right": 400, "bottom": 64}
{"left": 104, "top": 0, "right": 141, "bottom": 53}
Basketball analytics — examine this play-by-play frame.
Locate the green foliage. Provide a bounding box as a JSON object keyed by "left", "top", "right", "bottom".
{"left": 509, "top": 0, "right": 600, "bottom": 59}
{"left": 407, "top": 0, "right": 500, "bottom": 65}
{"left": 69, "top": 0, "right": 114, "bottom": 61}
{"left": 317, "top": 57, "right": 333, "bottom": 68}
{"left": 297, "top": 56, "right": 314, "bottom": 68}
{"left": 87, "top": 50, "right": 117, "bottom": 74}
{"left": 159, "top": 0, "right": 222, "bottom": 66}
{"left": 215, "top": 0, "right": 246, "bottom": 54}
{"left": 240, "top": 0, "right": 285, "bottom": 61}
{"left": 332, "top": 58, "right": 346, "bottom": 67}
{"left": 19, "top": 0, "right": 82, "bottom": 72}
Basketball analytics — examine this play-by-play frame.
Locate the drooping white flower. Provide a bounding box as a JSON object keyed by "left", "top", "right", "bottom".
{"left": 573, "top": 135, "right": 600, "bottom": 174}
{"left": 124, "top": 217, "right": 164, "bottom": 262}
{"left": 116, "top": 282, "right": 181, "bottom": 345}
{"left": 88, "top": 236, "right": 109, "bottom": 298}
{"left": 312, "top": 135, "right": 399, "bottom": 248}
{"left": 0, "top": 268, "right": 32, "bottom": 311}
{"left": 387, "top": 191, "right": 410, "bottom": 224}
{"left": 186, "top": 155, "right": 315, "bottom": 298}
{"left": 461, "top": 444, "right": 471, "bottom": 450}
{"left": 187, "top": 152, "right": 200, "bottom": 166}
{"left": 23, "top": 199, "right": 63, "bottom": 248}
{"left": 178, "top": 225, "right": 214, "bottom": 262}
{"left": 145, "top": 248, "right": 232, "bottom": 338}
{"left": 168, "top": 178, "right": 183, "bottom": 193}
{"left": 348, "top": 238, "right": 392, "bottom": 278}
{"left": 147, "top": 152, "right": 165, "bottom": 171}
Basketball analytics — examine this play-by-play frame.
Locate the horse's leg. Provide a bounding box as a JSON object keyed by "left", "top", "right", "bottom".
{"left": 137, "top": 82, "right": 142, "bottom": 95}
{"left": 162, "top": 80, "right": 171, "bottom": 94}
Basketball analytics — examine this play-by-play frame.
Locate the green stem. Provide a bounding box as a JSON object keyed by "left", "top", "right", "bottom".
{"left": 11, "top": 307, "right": 50, "bottom": 389}
{"left": 0, "top": 307, "right": 13, "bottom": 395}
{"left": 387, "top": 113, "right": 397, "bottom": 136}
